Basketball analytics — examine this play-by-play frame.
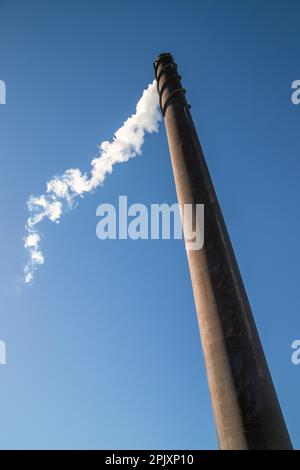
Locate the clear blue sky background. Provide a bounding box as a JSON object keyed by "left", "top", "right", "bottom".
{"left": 0, "top": 0, "right": 299, "bottom": 449}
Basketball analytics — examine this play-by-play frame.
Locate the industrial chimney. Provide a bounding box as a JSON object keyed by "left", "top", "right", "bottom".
{"left": 154, "top": 52, "right": 292, "bottom": 450}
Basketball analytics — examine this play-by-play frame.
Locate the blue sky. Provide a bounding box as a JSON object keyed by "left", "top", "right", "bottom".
{"left": 0, "top": 0, "right": 299, "bottom": 449}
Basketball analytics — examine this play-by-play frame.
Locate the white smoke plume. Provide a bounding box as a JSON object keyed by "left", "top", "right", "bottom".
{"left": 23, "top": 81, "right": 161, "bottom": 284}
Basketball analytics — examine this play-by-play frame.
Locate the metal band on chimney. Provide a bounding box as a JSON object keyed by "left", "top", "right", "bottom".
{"left": 161, "top": 88, "right": 186, "bottom": 116}
{"left": 158, "top": 74, "right": 182, "bottom": 111}
{"left": 154, "top": 54, "right": 186, "bottom": 116}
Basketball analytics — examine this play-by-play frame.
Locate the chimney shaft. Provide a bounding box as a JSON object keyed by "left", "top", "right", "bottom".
{"left": 154, "top": 53, "right": 292, "bottom": 450}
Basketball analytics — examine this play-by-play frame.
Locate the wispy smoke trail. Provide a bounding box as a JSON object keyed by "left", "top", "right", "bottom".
{"left": 23, "top": 81, "right": 161, "bottom": 284}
